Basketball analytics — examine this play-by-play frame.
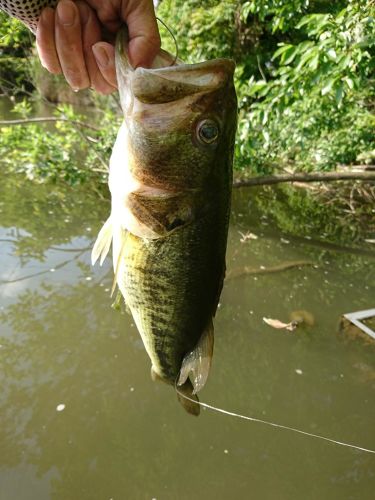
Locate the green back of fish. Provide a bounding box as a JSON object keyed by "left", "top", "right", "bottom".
{"left": 117, "top": 183, "right": 230, "bottom": 382}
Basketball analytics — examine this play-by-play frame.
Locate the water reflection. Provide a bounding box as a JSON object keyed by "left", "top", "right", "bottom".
{"left": 0, "top": 172, "right": 374, "bottom": 500}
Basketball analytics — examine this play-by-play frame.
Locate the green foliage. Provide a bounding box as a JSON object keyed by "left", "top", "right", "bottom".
{"left": 249, "top": 2, "right": 374, "bottom": 111}
{"left": 158, "top": 0, "right": 239, "bottom": 61}
{"left": 241, "top": 0, "right": 310, "bottom": 33}
{"left": 0, "top": 171, "right": 107, "bottom": 261}
{"left": 239, "top": 0, "right": 375, "bottom": 172}
{"left": 250, "top": 183, "right": 375, "bottom": 245}
{"left": 159, "top": 0, "right": 374, "bottom": 174}
{"left": 0, "top": 12, "right": 33, "bottom": 90}
{"left": 0, "top": 99, "right": 120, "bottom": 185}
{"left": 0, "top": 0, "right": 374, "bottom": 186}
{"left": 0, "top": 11, "right": 30, "bottom": 49}
{"left": 238, "top": 88, "right": 375, "bottom": 173}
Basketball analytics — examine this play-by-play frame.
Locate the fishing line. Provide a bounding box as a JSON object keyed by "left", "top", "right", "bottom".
{"left": 175, "top": 384, "right": 375, "bottom": 455}
{"left": 156, "top": 17, "right": 179, "bottom": 66}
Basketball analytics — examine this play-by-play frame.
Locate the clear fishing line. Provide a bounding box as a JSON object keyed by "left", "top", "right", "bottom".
{"left": 175, "top": 385, "right": 375, "bottom": 455}
{"left": 156, "top": 17, "right": 179, "bottom": 65}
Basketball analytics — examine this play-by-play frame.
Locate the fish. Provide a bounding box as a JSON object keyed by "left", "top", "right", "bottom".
{"left": 92, "top": 27, "right": 237, "bottom": 415}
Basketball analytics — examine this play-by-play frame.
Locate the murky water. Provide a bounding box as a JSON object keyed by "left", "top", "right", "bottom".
{"left": 0, "top": 171, "right": 374, "bottom": 500}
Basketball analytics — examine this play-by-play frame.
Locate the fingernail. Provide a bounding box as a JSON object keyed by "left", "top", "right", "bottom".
{"left": 57, "top": 1, "right": 76, "bottom": 26}
{"left": 93, "top": 44, "right": 109, "bottom": 68}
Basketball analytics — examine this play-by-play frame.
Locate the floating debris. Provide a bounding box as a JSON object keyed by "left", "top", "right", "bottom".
{"left": 238, "top": 231, "right": 258, "bottom": 243}
{"left": 289, "top": 310, "right": 315, "bottom": 327}
{"left": 342, "top": 308, "right": 375, "bottom": 341}
{"left": 263, "top": 317, "right": 297, "bottom": 332}
{"left": 56, "top": 404, "right": 65, "bottom": 412}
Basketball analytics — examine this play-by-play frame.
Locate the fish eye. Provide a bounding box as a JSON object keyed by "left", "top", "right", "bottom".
{"left": 196, "top": 119, "right": 220, "bottom": 145}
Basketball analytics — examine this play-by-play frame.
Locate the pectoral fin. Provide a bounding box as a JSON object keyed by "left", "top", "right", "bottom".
{"left": 178, "top": 319, "right": 214, "bottom": 394}
{"left": 91, "top": 217, "right": 113, "bottom": 266}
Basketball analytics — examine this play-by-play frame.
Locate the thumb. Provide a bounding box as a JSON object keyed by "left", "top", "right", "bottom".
{"left": 124, "top": 1, "right": 161, "bottom": 68}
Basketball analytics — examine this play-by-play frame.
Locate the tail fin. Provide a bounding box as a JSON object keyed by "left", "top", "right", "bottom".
{"left": 151, "top": 366, "right": 200, "bottom": 416}
{"left": 176, "top": 380, "right": 200, "bottom": 417}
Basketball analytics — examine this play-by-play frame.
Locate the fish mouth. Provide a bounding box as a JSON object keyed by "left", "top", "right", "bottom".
{"left": 115, "top": 26, "right": 235, "bottom": 106}
{"left": 131, "top": 59, "right": 236, "bottom": 104}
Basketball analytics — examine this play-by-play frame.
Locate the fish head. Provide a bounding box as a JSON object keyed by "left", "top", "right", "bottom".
{"left": 115, "top": 36, "right": 237, "bottom": 193}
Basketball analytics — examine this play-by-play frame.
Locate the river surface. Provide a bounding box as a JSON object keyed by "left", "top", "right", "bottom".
{"left": 0, "top": 168, "right": 374, "bottom": 500}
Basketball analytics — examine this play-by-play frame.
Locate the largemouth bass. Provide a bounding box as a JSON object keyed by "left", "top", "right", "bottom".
{"left": 1, "top": 1, "right": 237, "bottom": 412}
{"left": 92, "top": 28, "right": 237, "bottom": 415}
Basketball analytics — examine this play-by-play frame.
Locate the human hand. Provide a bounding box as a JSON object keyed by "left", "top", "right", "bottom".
{"left": 36, "top": 0, "right": 160, "bottom": 94}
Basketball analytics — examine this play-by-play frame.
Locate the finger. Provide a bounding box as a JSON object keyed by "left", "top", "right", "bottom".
{"left": 92, "top": 42, "right": 117, "bottom": 90}
{"left": 125, "top": 0, "right": 161, "bottom": 68}
{"left": 76, "top": 2, "right": 115, "bottom": 94}
{"left": 36, "top": 7, "right": 61, "bottom": 74}
{"left": 85, "top": 0, "right": 161, "bottom": 68}
{"left": 55, "top": 0, "right": 90, "bottom": 90}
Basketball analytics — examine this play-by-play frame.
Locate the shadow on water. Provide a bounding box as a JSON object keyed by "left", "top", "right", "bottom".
{"left": 0, "top": 171, "right": 374, "bottom": 500}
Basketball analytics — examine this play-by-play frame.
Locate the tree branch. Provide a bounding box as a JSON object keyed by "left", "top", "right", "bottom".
{"left": 226, "top": 261, "right": 315, "bottom": 280}
{"left": 233, "top": 170, "right": 375, "bottom": 188}
{"left": 0, "top": 117, "right": 100, "bottom": 131}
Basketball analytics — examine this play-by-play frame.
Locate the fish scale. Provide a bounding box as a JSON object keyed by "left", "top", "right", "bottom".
{"left": 117, "top": 210, "right": 226, "bottom": 382}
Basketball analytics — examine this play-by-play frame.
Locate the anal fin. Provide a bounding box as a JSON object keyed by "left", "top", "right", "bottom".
{"left": 91, "top": 217, "right": 113, "bottom": 266}
{"left": 178, "top": 319, "right": 214, "bottom": 395}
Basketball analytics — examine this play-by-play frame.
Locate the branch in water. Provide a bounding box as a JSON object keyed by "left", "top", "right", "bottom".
{"left": 233, "top": 170, "right": 375, "bottom": 188}
{"left": 226, "top": 261, "right": 315, "bottom": 280}
{"left": 0, "top": 117, "right": 100, "bottom": 132}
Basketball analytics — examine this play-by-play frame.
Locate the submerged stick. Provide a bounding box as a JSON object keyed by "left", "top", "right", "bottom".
{"left": 226, "top": 260, "right": 315, "bottom": 280}
{"left": 0, "top": 117, "right": 100, "bottom": 131}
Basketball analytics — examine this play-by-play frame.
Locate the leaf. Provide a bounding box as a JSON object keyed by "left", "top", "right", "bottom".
{"left": 282, "top": 46, "right": 299, "bottom": 65}
{"left": 248, "top": 80, "right": 268, "bottom": 96}
{"left": 344, "top": 77, "right": 354, "bottom": 89}
{"left": 327, "top": 48, "right": 337, "bottom": 61}
{"left": 263, "top": 317, "right": 297, "bottom": 331}
{"left": 272, "top": 44, "right": 294, "bottom": 60}
{"left": 321, "top": 78, "right": 337, "bottom": 96}
{"left": 335, "top": 82, "right": 344, "bottom": 104}
{"left": 296, "top": 14, "right": 317, "bottom": 30}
